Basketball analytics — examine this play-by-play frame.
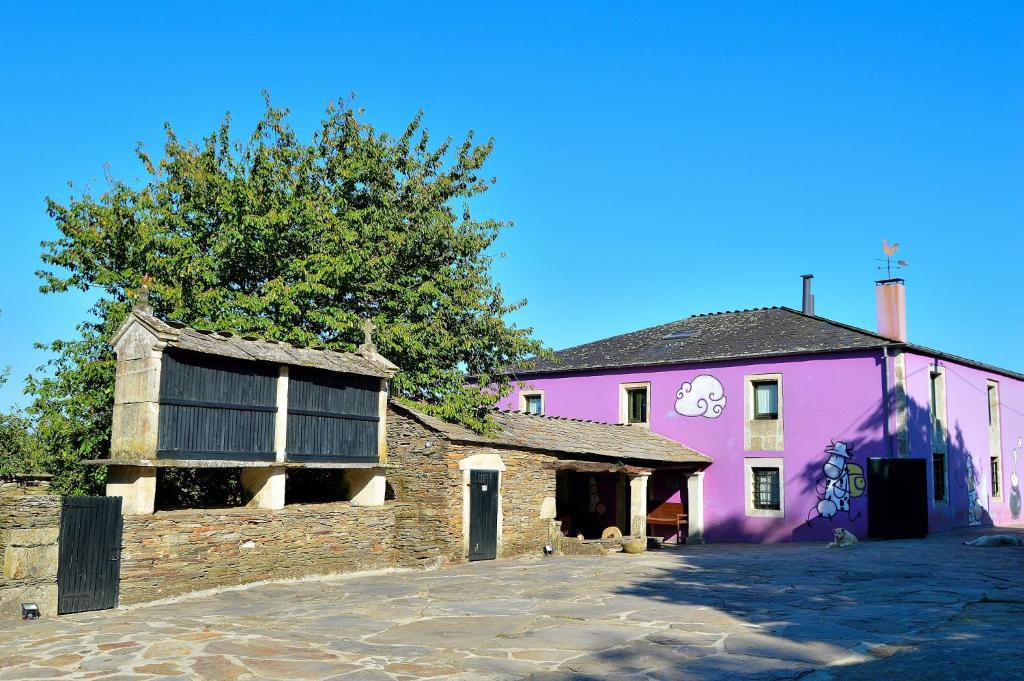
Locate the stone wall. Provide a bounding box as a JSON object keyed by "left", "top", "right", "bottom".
{"left": 0, "top": 481, "right": 61, "bottom": 619}
{"left": 386, "top": 410, "right": 465, "bottom": 562}
{"left": 119, "top": 502, "right": 396, "bottom": 605}
{"left": 386, "top": 408, "right": 557, "bottom": 561}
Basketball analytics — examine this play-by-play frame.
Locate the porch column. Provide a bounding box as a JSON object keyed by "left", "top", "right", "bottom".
{"left": 628, "top": 472, "right": 650, "bottom": 537}
{"left": 347, "top": 468, "right": 386, "bottom": 507}
{"left": 106, "top": 465, "right": 156, "bottom": 515}
{"left": 687, "top": 471, "right": 705, "bottom": 544}
{"left": 241, "top": 467, "right": 286, "bottom": 510}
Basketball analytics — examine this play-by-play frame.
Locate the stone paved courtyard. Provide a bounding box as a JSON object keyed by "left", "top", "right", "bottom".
{"left": 1, "top": 527, "right": 1022, "bottom": 680}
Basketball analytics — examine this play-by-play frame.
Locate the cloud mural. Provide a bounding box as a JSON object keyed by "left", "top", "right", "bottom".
{"left": 674, "top": 375, "right": 727, "bottom": 418}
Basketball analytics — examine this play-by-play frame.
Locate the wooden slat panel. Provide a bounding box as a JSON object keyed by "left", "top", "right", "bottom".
{"left": 58, "top": 496, "right": 123, "bottom": 615}
{"left": 157, "top": 350, "right": 277, "bottom": 459}
{"left": 286, "top": 367, "right": 379, "bottom": 461}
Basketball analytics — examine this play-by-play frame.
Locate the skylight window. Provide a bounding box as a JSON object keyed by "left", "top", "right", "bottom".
{"left": 663, "top": 330, "right": 695, "bottom": 340}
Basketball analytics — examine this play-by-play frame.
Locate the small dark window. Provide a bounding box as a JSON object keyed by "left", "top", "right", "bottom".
{"left": 626, "top": 387, "right": 648, "bottom": 424}
{"left": 753, "top": 381, "right": 779, "bottom": 420}
{"left": 932, "top": 453, "right": 946, "bottom": 502}
{"left": 524, "top": 394, "right": 543, "bottom": 415}
{"left": 752, "top": 467, "right": 781, "bottom": 510}
{"left": 991, "top": 456, "right": 1001, "bottom": 497}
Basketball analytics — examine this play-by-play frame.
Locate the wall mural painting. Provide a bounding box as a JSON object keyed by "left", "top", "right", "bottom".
{"left": 674, "top": 375, "right": 727, "bottom": 419}
{"left": 806, "top": 441, "right": 866, "bottom": 526}
{"left": 954, "top": 453, "right": 983, "bottom": 526}
{"left": 1011, "top": 438, "right": 1022, "bottom": 521}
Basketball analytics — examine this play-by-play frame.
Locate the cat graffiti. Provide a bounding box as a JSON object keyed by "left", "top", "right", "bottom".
{"left": 806, "top": 441, "right": 866, "bottom": 525}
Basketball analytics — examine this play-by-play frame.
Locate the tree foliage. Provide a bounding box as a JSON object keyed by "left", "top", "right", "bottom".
{"left": 1, "top": 310, "right": 46, "bottom": 479}
{"left": 32, "top": 95, "right": 544, "bottom": 494}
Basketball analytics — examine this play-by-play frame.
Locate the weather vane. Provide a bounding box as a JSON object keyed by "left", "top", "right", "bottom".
{"left": 877, "top": 240, "right": 908, "bottom": 279}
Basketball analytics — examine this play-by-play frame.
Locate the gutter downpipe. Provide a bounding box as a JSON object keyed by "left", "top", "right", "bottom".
{"left": 882, "top": 345, "right": 894, "bottom": 459}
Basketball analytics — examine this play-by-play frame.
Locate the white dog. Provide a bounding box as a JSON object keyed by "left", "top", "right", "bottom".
{"left": 963, "top": 534, "right": 1023, "bottom": 547}
{"left": 826, "top": 527, "right": 858, "bottom": 548}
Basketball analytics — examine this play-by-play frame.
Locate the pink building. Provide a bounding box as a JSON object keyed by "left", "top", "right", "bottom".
{"left": 500, "top": 278, "right": 1024, "bottom": 543}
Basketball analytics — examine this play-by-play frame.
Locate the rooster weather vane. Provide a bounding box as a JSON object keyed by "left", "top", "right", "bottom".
{"left": 877, "top": 239, "right": 909, "bottom": 279}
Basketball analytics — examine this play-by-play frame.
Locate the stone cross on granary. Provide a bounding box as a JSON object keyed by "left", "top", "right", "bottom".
{"left": 359, "top": 318, "right": 377, "bottom": 354}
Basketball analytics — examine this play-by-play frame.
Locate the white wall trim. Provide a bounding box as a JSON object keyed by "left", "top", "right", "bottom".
{"left": 460, "top": 453, "right": 504, "bottom": 558}
{"left": 743, "top": 456, "right": 785, "bottom": 518}
{"left": 618, "top": 381, "right": 652, "bottom": 428}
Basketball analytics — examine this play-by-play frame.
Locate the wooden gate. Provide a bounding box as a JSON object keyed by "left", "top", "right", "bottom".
{"left": 57, "top": 496, "right": 124, "bottom": 615}
{"left": 468, "top": 470, "right": 499, "bottom": 561}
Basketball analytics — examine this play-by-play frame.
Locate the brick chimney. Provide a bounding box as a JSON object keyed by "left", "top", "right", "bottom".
{"left": 875, "top": 278, "right": 907, "bottom": 341}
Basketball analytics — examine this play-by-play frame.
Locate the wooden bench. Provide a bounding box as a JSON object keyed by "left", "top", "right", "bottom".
{"left": 646, "top": 501, "right": 687, "bottom": 543}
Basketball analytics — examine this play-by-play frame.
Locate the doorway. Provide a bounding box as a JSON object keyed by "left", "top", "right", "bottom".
{"left": 468, "top": 469, "right": 499, "bottom": 561}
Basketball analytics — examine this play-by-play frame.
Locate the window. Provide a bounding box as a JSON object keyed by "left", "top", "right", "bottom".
{"left": 932, "top": 452, "right": 947, "bottom": 503}
{"left": 929, "top": 372, "right": 940, "bottom": 424}
{"left": 627, "top": 388, "right": 648, "bottom": 424}
{"left": 752, "top": 468, "right": 781, "bottom": 510}
{"left": 753, "top": 381, "right": 779, "bottom": 420}
{"left": 988, "top": 383, "right": 997, "bottom": 426}
{"left": 619, "top": 383, "right": 651, "bottom": 426}
{"left": 518, "top": 390, "right": 545, "bottom": 416}
{"left": 744, "top": 457, "right": 785, "bottom": 517}
{"left": 991, "top": 456, "right": 1001, "bottom": 499}
{"left": 744, "top": 374, "right": 784, "bottom": 451}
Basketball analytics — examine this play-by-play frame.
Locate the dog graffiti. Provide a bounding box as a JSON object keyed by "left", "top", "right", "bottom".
{"left": 806, "top": 441, "right": 866, "bottom": 526}
{"left": 1010, "top": 438, "right": 1021, "bottom": 520}
{"left": 674, "top": 375, "right": 727, "bottom": 419}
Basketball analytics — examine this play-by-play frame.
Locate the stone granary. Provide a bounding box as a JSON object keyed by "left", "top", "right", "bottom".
{"left": 98, "top": 299, "right": 398, "bottom": 513}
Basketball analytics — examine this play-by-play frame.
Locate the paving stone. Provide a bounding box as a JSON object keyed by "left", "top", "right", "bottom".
{"left": 0, "top": 528, "right": 1021, "bottom": 679}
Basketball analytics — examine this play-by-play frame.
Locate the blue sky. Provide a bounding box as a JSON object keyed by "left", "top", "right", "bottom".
{"left": 1, "top": 2, "right": 1022, "bottom": 411}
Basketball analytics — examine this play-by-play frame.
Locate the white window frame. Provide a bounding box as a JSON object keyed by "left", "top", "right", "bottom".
{"left": 744, "top": 373, "right": 784, "bottom": 451}
{"left": 987, "top": 380, "right": 1003, "bottom": 502}
{"left": 744, "top": 457, "right": 785, "bottom": 518}
{"left": 619, "top": 382, "right": 651, "bottom": 428}
{"left": 990, "top": 454, "right": 1003, "bottom": 502}
{"left": 519, "top": 390, "right": 545, "bottom": 416}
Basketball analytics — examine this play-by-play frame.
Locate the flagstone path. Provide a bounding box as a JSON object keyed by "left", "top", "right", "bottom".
{"left": 1, "top": 527, "right": 1021, "bottom": 680}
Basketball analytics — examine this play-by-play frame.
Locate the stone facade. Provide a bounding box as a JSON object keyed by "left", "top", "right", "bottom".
{"left": 0, "top": 480, "right": 61, "bottom": 619}
{"left": 119, "top": 503, "right": 396, "bottom": 605}
{"left": 116, "top": 407, "right": 561, "bottom": 605}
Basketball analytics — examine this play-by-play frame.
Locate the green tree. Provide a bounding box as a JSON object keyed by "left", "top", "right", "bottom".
{"left": 31, "top": 95, "right": 544, "bottom": 493}
{"left": 0, "top": 310, "right": 46, "bottom": 478}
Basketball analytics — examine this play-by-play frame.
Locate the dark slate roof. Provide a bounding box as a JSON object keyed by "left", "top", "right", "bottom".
{"left": 391, "top": 401, "right": 711, "bottom": 465}
{"left": 511, "top": 306, "right": 1024, "bottom": 382}
{"left": 111, "top": 307, "right": 399, "bottom": 378}
{"left": 514, "top": 307, "right": 892, "bottom": 375}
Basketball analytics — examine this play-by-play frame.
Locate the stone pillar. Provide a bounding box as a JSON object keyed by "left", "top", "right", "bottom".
{"left": 110, "top": 324, "right": 164, "bottom": 460}
{"left": 687, "top": 471, "right": 705, "bottom": 544}
{"left": 275, "top": 366, "right": 289, "bottom": 462}
{"left": 377, "top": 379, "right": 389, "bottom": 463}
{"left": 106, "top": 466, "right": 157, "bottom": 515}
{"left": 241, "top": 467, "right": 286, "bottom": 510}
{"left": 347, "top": 469, "right": 386, "bottom": 507}
{"left": 628, "top": 472, "right": 650, "bottom": 537}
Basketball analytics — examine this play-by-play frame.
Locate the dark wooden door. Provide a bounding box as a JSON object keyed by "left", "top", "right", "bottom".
{"left": 58, "top": 496, "right": 124, "bottom": 615}
{"left": 867, "top": 458, "right": 928, "bottom": 539}
{"left": 468, "top": 470, "right": 499, "bottom": 561}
